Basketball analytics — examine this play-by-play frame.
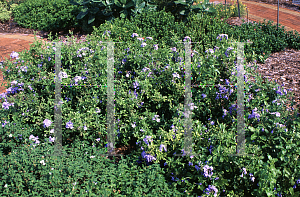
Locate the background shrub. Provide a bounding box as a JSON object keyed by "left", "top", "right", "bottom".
{"left": 11, "top": 0, "right": 83, "bottom": 32}
{"left": 0, "top": 1, "right": 12, "bottom": 22}
{"left": 90, "top": 7, "right": 190, "bottom": 51}
{"left": 125, "top": 7, "right": 190, "bottom": 48}
{"left": 0, "top": 0, "right": 22, "bottom": 22}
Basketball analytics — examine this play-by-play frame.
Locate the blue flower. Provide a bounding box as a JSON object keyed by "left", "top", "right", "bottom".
{"left": 183, "top": 36, "right": 191, "bottom": 42}
{"left": 141, "top": 151, "right": 156, "bottom": 163}
{"left": 143, "top": 136, "right": 153, "bottom": 146}
{"left": 216, "top": 34, "right": 228, "bottom": 41}
{"left": 49, "top": 136, "right": 55, "bottom": 143}
{"left": 248, "top": 107, "right": 261, "bottom": 121}
{"left": 43, "top": 119, "right": 53, "bottom": 128}
{"left": 203, "top": 165, "right": 213, "bottom": 178}
{"left": 2, "top": 101, "right": 14, "bottom": 110}
{"left": 159, "top": 144, "right": 167, "bottom": 152}
{"left": 131, "top": 33, "right": 139, "bottom": 37}
{"left": 66, "top": 120, "right": 74, "bottom": 129}
{"left": 203, "top": 185, "right": 218, "bottom": 197}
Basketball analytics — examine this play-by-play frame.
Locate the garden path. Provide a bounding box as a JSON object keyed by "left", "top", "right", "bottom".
{"left": 0, "top": 35, "right": 51, "bottom": 103}
{"left": 210, "top": 0, "right": 300, "bottom": 34}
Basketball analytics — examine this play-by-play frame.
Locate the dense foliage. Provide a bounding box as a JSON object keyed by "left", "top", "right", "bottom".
{"left": 0, "top": 1, "right": 19, "bottom": 22}
{"left": 11, "top": 0, "right": 83, "bottom": 32}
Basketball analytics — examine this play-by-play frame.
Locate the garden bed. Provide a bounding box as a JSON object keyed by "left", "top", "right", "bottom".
{"left": 1, "top": 1, "right": 300, "bottom": 196}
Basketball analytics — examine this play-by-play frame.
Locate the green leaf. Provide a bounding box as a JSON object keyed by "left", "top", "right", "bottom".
{"left": 248, "top": 126, "right": 256, "bottom": 132}
{"left": 89, "top": 7, "right": 100, "bottom": 15}
{"left": 120, "top": 12, "right": 126, "bottom": 18}
{"left": 124, "top": 1, "right": 135, "bottom": 9}
{"left": 77, "top": 8, "right": 89, "bottom": 20}
{"left": 266, "top": 191, "right": 273, "bottom": 197}
{"left": 88, "top": 14, "right": 95, "bottom": 24}
{"left": 114, "top": 0, "right": 122, "bottom": 7}
{"left": 179, "top": 9, "right": 189, "bottom": 16}
{"left": 81, "top": 0, "right": 93, "bottom": 6}
{"left": 251, "top": 133, "right": 257, "bottom": 140}
{"left": 280, "top": 156, "right": 284, "bottom": 161}
{"left": 289, "top": 187, "right": 294, "bottom": 195}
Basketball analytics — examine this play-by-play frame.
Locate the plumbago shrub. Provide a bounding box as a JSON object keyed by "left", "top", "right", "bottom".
{"left": 0, "top": 30, "right": 237, "bottom": 150}
{"left": 0, "top": 27, "right": 300, "bottom": 196}
{"left": 0, "top": 1, "right": 10, "bottom": 22}
{"left": 0, "top": 32, "right": 187, "bottom": 196}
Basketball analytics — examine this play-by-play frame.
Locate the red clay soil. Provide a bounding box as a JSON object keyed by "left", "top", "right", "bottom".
{"left": 0, "top": 35, "right": 51, "bottom": 103}
{"left": 209, "top": 0, "right": 300, "bottom": 34}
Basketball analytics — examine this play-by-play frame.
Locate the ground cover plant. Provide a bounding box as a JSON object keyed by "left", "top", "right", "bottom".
{"left": 1, "top": 1, "right": 300, "bottom": 196}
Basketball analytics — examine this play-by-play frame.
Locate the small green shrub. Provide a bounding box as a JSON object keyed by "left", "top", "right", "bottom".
{"left": 284, "top": 29, "right": 300, "bottom": 49}
{"left": 227, "top": 19, "right": 291, "bottom": 63}
{"left": 0, "top": 1, "right": 12, "bottom": 22}
{"left": 126, "top": 7, "right": 190, "bottom": 48}
{"left": 11, "top": 0, "right": 83, "bottom": 32}
{"left": 8, "top": 3, "right": 18, "bottom": 13}
{"left": 90, "top": 7, "right": 192, "bottom": 52}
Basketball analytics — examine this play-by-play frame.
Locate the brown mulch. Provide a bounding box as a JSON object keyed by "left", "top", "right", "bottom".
{"left": 224, "top": 16, "right": 261, "bottom": 26}
{"left": 217, "top": 16, "right": 300, "bottom": 122}
{"left": 244, "top": 48, "right": 300, "bottom": 122}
